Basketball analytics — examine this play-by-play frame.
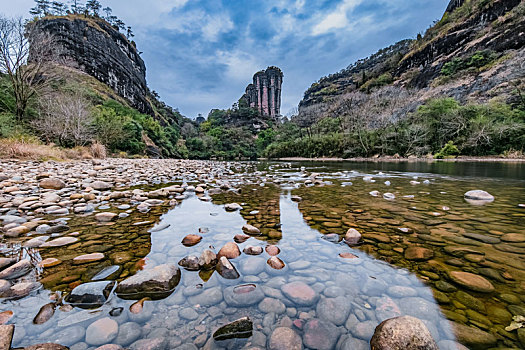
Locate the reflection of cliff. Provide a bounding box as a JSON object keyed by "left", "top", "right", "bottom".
{"left": 211, "top": 185, "right": 282, "bottom": 242}
{"left": 241, "top": 67, "right": 283, "bottom": 118}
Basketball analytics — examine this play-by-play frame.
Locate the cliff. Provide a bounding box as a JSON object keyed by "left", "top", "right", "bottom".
{"left": 298, "top": 0, "right": 525, "bottom": 119}
{"left": 241, "top": 67, "right": 283, "bottom": 118}
{"left": 31, "top": 15, "right": 152, "bottom": 115}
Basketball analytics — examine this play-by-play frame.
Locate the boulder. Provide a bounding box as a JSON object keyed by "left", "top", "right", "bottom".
{"left": 198, "top": 250, "right": 217, "bottom": 269}
{"left": 0, "top": 259, "right": 32, "bottom": 280}
{"left": 242, "top": 224, "right": 261, "bottom": 235}
{"left": 115, "top": 264, "right": 181, "bottom": 300}
{"left": 452, "top": 322, "right": 497, "bottom": 349}
{"left": 243, "top": 246, "right": 263, "bottom": 255}
{"left": 0, "top": 324, "right": 14, "bottom": 350}
{"left": 178, "top": 256, "right": 200, "bottom": 271}
{"left": 267, "top": 256, "right": 285, "bottom": 270}
{"left": 181, "top": 234, "right": 202, "bottom": 247}
{"left": 404, "top": 246, "right": 434, "bottom": 261}
{"left": 370, "top": 316, "right": 438, "bottom": 350}
{"left": 464, "top": 190, "right": 494, "bottom": 202}
{"left": 39, "top": 178, "right": 66, "bottom": 189}
{"left": 95, "top": 212, "right": 118, "bottom": 222}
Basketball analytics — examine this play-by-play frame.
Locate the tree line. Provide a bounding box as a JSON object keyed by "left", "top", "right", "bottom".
{"left": 29, "top": 0, "right": 134, "bottom": 39}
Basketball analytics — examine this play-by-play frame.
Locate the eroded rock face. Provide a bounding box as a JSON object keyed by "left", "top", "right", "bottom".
{"left": 370, "top": 316, "right": 438, "bottom": 350}
{"left": 115, "top": 264, "right": 181, "bottom": 300}
{"left": 241, "top": 67, "right": 283, "bottom": 118}
{"left": 31, "top": 17, "right": 151, "bottom": 115}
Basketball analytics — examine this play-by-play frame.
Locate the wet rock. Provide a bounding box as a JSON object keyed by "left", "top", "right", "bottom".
{"left": 0, "top": 311, "right": 13, "bottom": 324}
{"left": 25, "top": 236, "right": 50, "bottom": 248}
{"left": 130, "top": 297, "right": 149, "bottom": 314}
{"left": 7, "top": 281, "right": 40, "bottom": 297}
{"left": 404, "top": 246, "right": 434, "bottom": 261}
{"left": 448, "top": 271, "right": 495, "bottom": 293}
{"left": 242, "top": 224, "right": 261, "bottom": 235}
{"left": 66, "top": 281, "right": 115, "bottom": 309}
{"left": 178, "top": 256, "right": 200, "bottom": 271}
{"left": 316, "top": 296, "right": 350, "bottom": 325}
{"left": 243, "top": 246, "right": 263, "bottom": 255}
{"left": 181, "top": 234, "right": 202, "bottom": 247}
{"left": 24, "top": 344, "right": 69, "bottom": 350}
{"left": 344, "top": 228, "right": 362, "bottom": 245}
{"left": 452, "top": 322, "right": 497, "bottom": 349}
{"left": 95, "top": 212, "right": 118, "bottom": 222}
{"left": 40, "top": 236, "right": 79, "bottom": 248}
{"left": 92, "top": 265, "right": 120, "bottom": 281}
{"left": 225, "top": 203, "right": 242, "bottom": 211}
{"left": 213, "top": 317, "right": 252, "bottom": 341}
{"left": 73, "top": 253, "right": 105, "bottom": 264}
{"left": 370, "top": 316, "right": 438, "bottom": 350}
{"left": 218, "top": 242, "right": 241, "bottom": 259}
{"left": 5, "top": 225, "right": 30, "bottom": 238}
{"left": 0, "top": 324, "right": 14, "bottom": 349}
{"left": 464, "top": 190, "right": 494, "bottom": 202}
{"left": 265, "top": 245, "right": 280, "bottom": 256}
{"left": 259, "top": 297, "right": 286, "bottom": 314}
{"left": 216, "top": 257, "right": 240, "bottom": 280}
{"left": 115, "top": 322, "right": 142, "bottom": 346}
{"left": 0, "top": 259, "right": 32, "bottom": 280}
{"left": 462, "top": 232, "right": 500, "bottom": 244}
{"left": 39, "top": 178, "right": 66, "bottom": 190}
{"left": 269, "top": 327, "right": 302, "bottom": 350}
{"left": 234, "top": 234, "right": 250, "bottom": 243}
{"left": 224, "top": 284, "right": 264, "bottom": 307}
{"left": 187, "top": 287, "right": 223, "bottom": 306}
{"left": 500, "top": 233, "right": 525, "bottom": 243}
{"left": 198, "top": 250, "right": 217, "bottom": 269}
{"left": 115, "top": 264, "right": 181, "bottom": 300}
{"left": 129, "top": 338, "right": 166, "bottom": 350}
{"left": 33, "top": 303, "right": 56, "bottom": 324}
{"left": 281, "top": 281, "right": 319, "bottom": 306}
{"left": 302, "top": 318, "right": 339, "bottom": 350}
{"left": 0, "top": 258, "right": 16, "bottom": 271}
{"left": 91, "top": 181, "right": 112, "bottom": 190}
{"left": 85, "top": 317, "right": 118, "bottom": 345}
{"left": 267, "top": 256, "right": 285, "bottom": 270}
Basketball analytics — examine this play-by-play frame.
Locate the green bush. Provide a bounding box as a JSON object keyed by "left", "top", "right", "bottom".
{"left": 435, "top": 141, "right": 460, "bottom": 158}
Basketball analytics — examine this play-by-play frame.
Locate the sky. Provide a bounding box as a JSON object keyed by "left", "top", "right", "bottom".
{"left": 1, "top": 0, "right": 449, "bottom": 118}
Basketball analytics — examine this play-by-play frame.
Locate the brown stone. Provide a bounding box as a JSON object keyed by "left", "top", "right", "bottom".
{"left": 181, "top": 234, "right": 202, "bottom": 247}
{"left": 0, "top": 324, "right": 14, "bottom": 350}
{"left": 265, "top": 245, "right": 280, "bottom": 256}
{"left": 39, "top": 178, "right": 66, "bottom": 190}
{"left": 243, "top": 246, "right": 263, "bottom": 255}
{"left": 404, "top": 246, "right": 434, "bottom": 261}
{"left": 339, "top": 252, "right": 359, "bottom": 259}
{"left": 345, "top": 228, "right": 362, "bottom": 245}
{"left": 449, "top": 271, "right": 495, "bottom": 293}
{"left": 218, "top": 242, "right": 241, "bottom": 259}
{"left": 242, "top": 224, "right": 261, "bottom": 235}
{"left": 267, "top": 256, "right": 285, "bottom": 270}
{"left": 234, "top": 234, "right": 250, "bottom": 243}
{"left": 269, "top": 327, "right": 302, "bottom": 350}
{"left": 0, "top": 311, "right": 13, "bottom": 325}
{"left": 39, "top": 258, "right": 62, "bottom": 268}
{"left": 73, "top": 253, "right": 105, "bottom": 264}
{"left": 95, "top": 212, "right": 118, "bottom": 222}
{"left": 370, "top": 316, "right": 438, "bottom": 350}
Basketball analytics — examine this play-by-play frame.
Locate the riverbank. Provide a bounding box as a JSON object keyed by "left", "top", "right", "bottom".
{"left": 273, "top": 156, "right": 525, "bottom": 163}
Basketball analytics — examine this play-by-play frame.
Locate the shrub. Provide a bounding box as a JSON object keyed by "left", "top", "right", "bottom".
{"left": 90, "top": 142, "right": 107, "bottom": 159}
{"left": 0, "top": 135, "right": 65, "bottom": 160}
{"left": 435, "top": 141, "right": 460, "bottom": 158}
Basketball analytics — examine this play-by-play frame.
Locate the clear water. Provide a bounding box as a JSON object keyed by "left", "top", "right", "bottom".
{"left": 2, "top": 160, "right": 525, "bottom": 349}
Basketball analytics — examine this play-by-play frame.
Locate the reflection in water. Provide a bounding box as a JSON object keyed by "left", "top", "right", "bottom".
{"left": 1, "top": 160, "right": 524, "bottom": 349}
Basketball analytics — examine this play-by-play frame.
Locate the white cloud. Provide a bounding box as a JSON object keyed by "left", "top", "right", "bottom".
{"left": 311, "top": 0, "right": 363, "bottom": 35}
{"left": 202, "top": 15, "right": 234, "bottom": 42}
{"left": 216, "top": 50, "right": 261, "bottom": 83}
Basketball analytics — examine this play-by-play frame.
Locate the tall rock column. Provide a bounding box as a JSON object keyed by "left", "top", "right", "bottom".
{"left": 242, "top": 66, "right": 283, "bottom": 118}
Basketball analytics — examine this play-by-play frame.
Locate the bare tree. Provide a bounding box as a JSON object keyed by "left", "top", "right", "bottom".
{"left": 0, "top": 16, "right": 61, "bottom": 119}
{"left": 32, "top": 90, "right": 94, "bottom": 146}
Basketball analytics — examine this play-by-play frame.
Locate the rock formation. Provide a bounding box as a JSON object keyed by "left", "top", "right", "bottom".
{"left": 30, "top": 16, "right": 152, "bottom": 115}
{"left": 241, "top": 67, "right": 283, "bottom": 118}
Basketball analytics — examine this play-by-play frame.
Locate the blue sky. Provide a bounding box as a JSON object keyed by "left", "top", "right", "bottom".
{"left": 2, "top": 0, "right": 449, "bottom": 118}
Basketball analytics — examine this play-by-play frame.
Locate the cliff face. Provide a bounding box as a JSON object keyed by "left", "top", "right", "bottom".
{"left": 297, "top": 0, "right": 525, "bottom": 120}
{"left": 242, "top": 67, "right": 283, "bottom": 118}
{"left": 31, "top": 16, "right": 152, "bottom": 115}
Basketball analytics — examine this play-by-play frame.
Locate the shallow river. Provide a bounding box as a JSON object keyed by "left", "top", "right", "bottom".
{"left": 2, "top": 160, "right": 525, "bottom": 349}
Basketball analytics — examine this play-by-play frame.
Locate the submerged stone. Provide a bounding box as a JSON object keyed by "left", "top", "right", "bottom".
{"left": 448, "top": 271, "right": 495, "bottom": 293}
{"left": 370, "top": 316, "right": 438, "bottom": 350}
{"left": 213, "top": 317, "right": 253, "bottom": 341}
{"left": 66, "top": 281, "right": 115, "bottom": 309}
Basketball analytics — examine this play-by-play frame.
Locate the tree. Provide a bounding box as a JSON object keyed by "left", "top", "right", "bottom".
{"left": 114, "top": 19, "right": 125, "bottom": 31}
{"left": 86, "top": 0, "right": 101, "bottom": 17}
{"left": 30, "top": 0, "right": 52, "bottom": 18}
{"left": 126, "top": 26, "right": 134, "bottom": 40}
{"left": 0, "top": 16, "right": 61, "bottom": 119}
{"left": 51, "top": 1, "right": 68, "bottom": 15}
{"left": 102, "top": 6, "right": 112, "bottom": 19}
{"left": 32, "top": 90, "right": 94, "bottom": 146}
{"left": 68, "top": 0, "right": 82, "bottom": 14}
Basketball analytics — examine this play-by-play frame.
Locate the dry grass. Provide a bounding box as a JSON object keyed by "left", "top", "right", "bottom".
{"left": 0, "top": 137, "right": 65, "bottom": 160}
{"left": 90, "top": 142, "right": 107, "bottom": 159}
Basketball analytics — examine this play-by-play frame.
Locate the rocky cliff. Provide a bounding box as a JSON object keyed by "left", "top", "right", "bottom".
{"left": 31, "top": 16, "right": 153, "bottom": 115}
{"left": 241, "top": 67, "right": 283, "bottom": 118}
{"left": 298, "top": 0, "right": 525, "bottom": 119}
